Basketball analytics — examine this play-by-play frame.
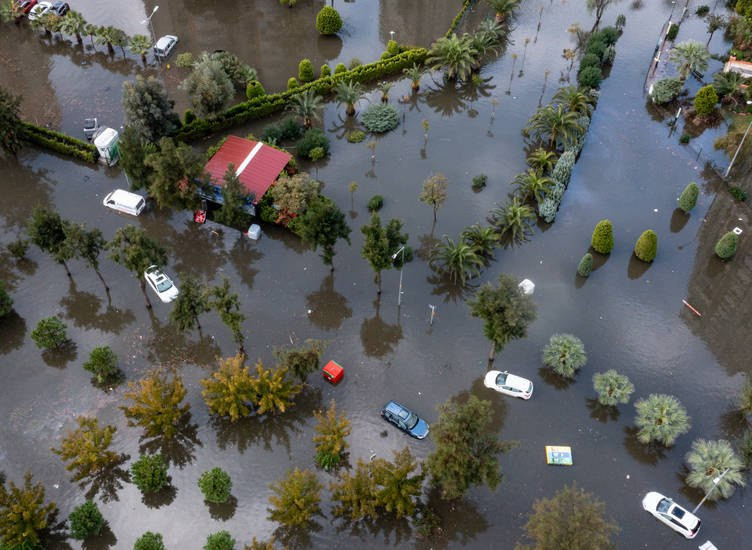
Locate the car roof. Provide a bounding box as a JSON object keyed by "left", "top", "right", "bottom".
{"left": 109, "top": 189, "right": 144, "bottom": 208}
{"left": 384, "top": 401, "right": 407, "bottom": 415}
{"left": 505, "top": 373, "right": 531, "bottom": 390}
{"left": 155, "top": 35, "right": 177, "bottom": 48}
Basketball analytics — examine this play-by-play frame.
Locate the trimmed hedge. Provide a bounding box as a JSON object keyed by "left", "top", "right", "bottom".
{"left": 634, "top": 229, "right": 658, "bottom": 262}
{"left": 446, "top": 0, "right": 475, "bottom": 37}
{"left": 591, "top": 219, "right": 614, "bottom": 254}
{"left": 20, "top": 123, "right": 98, "bottom": 163}
{"left": 715, "top": 231, "right": 738, "bottom": 260}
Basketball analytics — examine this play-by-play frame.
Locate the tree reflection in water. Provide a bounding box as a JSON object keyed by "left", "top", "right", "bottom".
{"left": 139, "top": 412, "right": 202, "bottom": 470}
{"left": 360, "top": 300, "right": 403, "bottom": 357}
{"left": 81, "top": 454, "right": 131, "bottom": 503}
{"left": 427, "top": 271, "right": 476, "bottom": 304}
{"left": 306, "top": 273, "right": 353, "bottom": 331}
{"left": 622, "top": 426, "right": 668, "bottom": 466}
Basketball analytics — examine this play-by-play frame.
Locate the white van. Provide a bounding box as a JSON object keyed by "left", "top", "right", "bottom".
{"left": 103, "top": 189, "right": 146, "bottom": 216}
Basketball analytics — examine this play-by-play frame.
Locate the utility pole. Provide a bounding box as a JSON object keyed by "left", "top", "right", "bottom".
{"left": 391, "top": 245, "right": 406, "bottom": 307}
{"left": 692, "top": 468, "right": 730, "bottom": 514}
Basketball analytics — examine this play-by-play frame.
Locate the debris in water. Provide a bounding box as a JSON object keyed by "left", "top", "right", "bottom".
{"left": 682, "top": 299, "right": 702, "bottom": 317}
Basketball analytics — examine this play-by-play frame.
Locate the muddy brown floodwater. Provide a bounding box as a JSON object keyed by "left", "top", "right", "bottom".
{"left": 1, "top": 1, "right": 751, "bottom": 549}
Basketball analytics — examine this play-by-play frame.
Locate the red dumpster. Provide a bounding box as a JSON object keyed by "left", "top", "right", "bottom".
{"left": 322, "top": 360, "right": 344, "bottom": 384}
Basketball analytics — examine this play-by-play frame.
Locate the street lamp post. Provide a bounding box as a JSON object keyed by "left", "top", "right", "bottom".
{"left": 392, "top": 245, "right": 405, "bottom": 307}
{"left": 724, "top": 101, "right": 752, "bottom": 178}
{"left": 692, "top": 468, "right": 730, "bottom": 514}
{"left": 141, "top": 6, "right": 161, "bottom": 75}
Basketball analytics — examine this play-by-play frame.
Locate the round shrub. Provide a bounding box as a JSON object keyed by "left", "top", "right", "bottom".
{"left": 316, "top": 6, "right": 343, "bottom": 35}
{"left": 334, "top": 63, "right": 347, "bottom": 74}
{"left": 651, "top": 77, "right": 682, "bottom": 104}
{"left": 696, "top": 5, "right": 710, "bottom": 16}
{"left": 579, "top": 53, "right": 602, "bottom": 70}
{"left": 348, "top": 58, "right": 362, "bottom": 69}
{"left": 309, "top": 146, "right": 326, "bottom": 162}
{"left": 346, "top": 130, "right": 366, "bottom": 143}
{"left": 287, "top": 77, "right": 299, "bottom": 91}
{"left": 591, "top": 219, "right": 614, "bottom": 254}
{"left": 298, "top": 59, "right": 314, "bottom": 82}
{"left": 715, "top": 231, "right": 738, "bottom": 260}
{"left": 205, "top": 530, "right": 236, "bottom": 550}
{"left": 135, "top": 532, "right": 165, "bottom": 550}
{"left": 361, "top": 103, "right": 399, "bottom": 133}
{"left": 176, "top": 52, "right": 194, "bottom": 68}
{"left": 296, "top": 128, "right": 330, "bottom": 159}
{"left": 198, "top": 467, "right": 232, "bottom": 504}
{"left": 367, "top": 195, "right": 384, "bottom": 212}
{"left": 730, "top": 186, "right": 748, "bottom": 201}
{"left": 386, "top": 39, "right": 400, "bottom": 57}
{"left": 596, "top": 26, "right": 620, "bottom": 46}
{"left": 68, "top": 500, "right": 104, "bottom": 540}
{"left": 694, "top": 85, "right": 718, "bottom": 117}
{"left": 678, "top": 181, "right": 699, "bottom": 213}
{"left": 31, "top": 316, "right": 68, "bottom": 350}
{"left": 577, "top": 253, "right": 593, "bottom": 277}
{"left": 183, "top": 109, "right": 196, "bottom": 125}
{"left": 542, "top": 333, "right": 587, "bottom": 379}
{"left": 585, "top": 39, "right": 606, "bottom": 60}
{"left": 83, "top": 346, "right": 120, "bottom": 384}
{"left": 131, "top": 454, "right": 169, "bottom": 494}
{"left": 634, "top": 229, "right": 658, "bottom": 262}
{"left": 245, "top": 80, "right": 265, "bottom": 100}
{"left": 320, "top": 64, "right": 331, "bottom": 78}
{"left": 666, "top": 22, "right": 679, "bottom": 41}
{"left": 472, "top": 174, "right": 488, "bottom": 191}
{"left": 578, "top": 66, "right": 603, "bottom": 89}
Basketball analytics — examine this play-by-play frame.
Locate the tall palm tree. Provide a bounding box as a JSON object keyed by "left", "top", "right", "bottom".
{"left": 377, "top": 81, "right": 393, "bottom": 103}
{"left": 59, "top": 10, "right": 86, "bottom": 44}
{"left": 94, "top": 25, "right": 117, "bottom": 55}
{"left": 84, "top": 23, "right": 98, "bottom": 46}
{"left": 513, "top": 169, "right": 553, "bottom": 205}
{"left": 553, "top": 85, "right": 593, "bottom": 115}
{"left": 524, "top": 104, "right": 584, "bottom": 150}
{"left": 705, "top": 14, "right": 727, "bottom": 47}
{"left": 461, "top": 224, "right": 499, "bottom": 258}
{"left": 669, "top": 40, "right": 710, "bottom": 80}
{"left": 429, "top": 236, "right": 484, "bottom": 284}
{"left": 426, "top": 33, "right": 478, "bottom": 82}
{"left": 335, "top": 80, "right": 364, "bottom": 116}
{"left": 288, "top": 89, "right": 323, "bottom": 128}
{"left": 37, "top": 13, "right": 61, "bottom": 36}
{"left": 129, "top": 34, "right": 151, "bottom": 65}
{"left": 526, "top": 147, "right": 558, "bottom": 175}
{"left": 402, "top": 63, "right": 423, "bottom": 92}
{"left": 712, "top": 70, "right": 744, "bottom": 105}
{"left": 486, "top": 0, "right": 521, "bottom": 24}
{"left": 684, "top": 439, "right": 745, "bottom": 500}
{"left": 111, "top": 27, "right": 129, "bottom": 58}
{"left": 488, "top": 197, "right": 536, "bottom": 244}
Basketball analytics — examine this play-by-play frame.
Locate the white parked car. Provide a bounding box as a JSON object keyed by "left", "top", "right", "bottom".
{"left": 153, "top": 35, "right": 178, "bottom": 58}
{"left": 27, "top": 0, "right": 51, "bottom": 20}
{"left": 103, "top": 189, "right": 146, "bottom": 216}
{"left": 484, "top": 370, "right": 533, "bottom": 399}
{"left": 144, "top": 265, "right": 179, "bottom": 303}
{"left": 642, "top": 491, "right": 701, "bottom": 539}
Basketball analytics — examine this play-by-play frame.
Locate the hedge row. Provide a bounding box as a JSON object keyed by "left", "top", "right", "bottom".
{"left": 446, "top": 0, "right": 476, "bottom": 38}
{"left": 173, "top": 48, "right": 428, "bottom": 142}
{"left": 20, "top": 123, "right": 99, "bottom": 164}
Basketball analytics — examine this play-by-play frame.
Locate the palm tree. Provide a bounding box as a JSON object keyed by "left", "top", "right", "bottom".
{"left": 513, "top": 169, "right": 553, "bottom": 205}
{"left": 468, "top": 27, "right": 502, "bottom": 69}
{"left": 429, "top": 235, "right": 484, "bottom": 284}
{"left": 288, "top": 89, "right": 323, "bottom": 128}
{"left": 94, "top": 25, "right": 117, "bottom": 55}
{"left": 592, "top": 370, "right": 634, "bottom": 406}
{"left": 111, "top": 27, "right": 129, "bottom": 58}
{"left": 486, "top": 0, "right": 521, "bottom": 24}
{"left": 705, "top": 14, "right": 727, "bottom": 47}
{"left": 542, "top": 333, "right": 587, "bottom": 379}
{"left": 524, "top": 104, "right": 584, "bottom": 150}
{"left": 553, "top": 85, "right": 593, "bottom": 115}
{"left": 129, "top": 34, "right": 151, "bottom": 65}
{"left": 335, "top": 80, "right": 364, "bottom": 116}
{"left": 377, "top": 81, "right": 393, "bottom": 103}
{"left": 402, "top": 63, "right": 423, "bottom": 92}
{"left": 488, "top": 197, "right": 536, "bottom": 244}
{"left": 59, "top": 10, "right": 86, "bottom": 44}
{"left": 84, "top": 23, "right": 98, "bottom": 46}
{"left": 634, "top": 394, "right": 691, "bottom": 447}
{"left": 476, "top": 17, "right": 503, "bottom": 42}
{"left": 461, "top": 224, "right": 499, "bottom": 257}
{"left": 712, "top": 71, "right": 745, "bottom": 105}
{"left": 669, "top": 40, "right": 710, "bottom": 80}
{"left": 526, "top": 147, "right": 558, "bottom": 175}
{"left": 37, "top": 13, "right": 61, "bottom": 36}
{"left": 426, "top": 33, "right": 478, "bottom": 82}
{"left": 684, "top": 439, "right": 745, "bottom": 500}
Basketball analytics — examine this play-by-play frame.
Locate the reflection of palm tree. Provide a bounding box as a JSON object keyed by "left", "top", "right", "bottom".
{"left": 305, "top": 273, "right": 352, "bottom": 331}
{"left": 422, "top": 81, "right": 468, "bottom": 117}
{"left": 458, "top": 75, "right": 496, "bottom": 103}
{"left": 427, "top": 271, "right": 476, "bottom": 304}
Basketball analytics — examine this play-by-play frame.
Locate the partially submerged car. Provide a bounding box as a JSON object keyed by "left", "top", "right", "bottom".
{"left": 381, "top": 401, "right": 429, "bottom": 439}
{"left": 144, "top": 265, "right": 179, "bottom": 303}
{"left": 642, "top": 491, "right": 701, "bottom": 539}
{"left": 153, "top": 35, "right": 178, "bottom": 58}
{"left": 484, "top": 370, "right": 534, "bottom": 399}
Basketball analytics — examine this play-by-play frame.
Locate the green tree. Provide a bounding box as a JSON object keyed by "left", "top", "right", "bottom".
{"left": 715, "top": 231, "right": 739, "bottom": 260}
{"left": 427, "top": 395, "right": 516, "bottom": 500}
{"left": 518, "top": 483, "right": 619, "bottom": 549}
{"left": 37, "top": 12, "right": 62, "bottom": 36}
{"left": 0, "top": 0, "right": 23, "bottom": 22}
{"left": 430, "top": 235, "right": 484, "bottom": 285}
{"left": 128, "top": 34, "right": 151, "bottom": 64}
{"left": 210, "top": 278, "right": 246, "bottom": 353}
{"left": 694, "top": 85, "right": 718, "bottom": 117}
{"left": 553, "top": 85, "right": 594, "bottom": 115}
{"left": 27, "top": 207, "right": 74, "bottom": 276}
{"left": 360, "top": 213, "right": 408, "bottom": 294}
{"left": 181, "top": 55, "right": 235, "bottom": 118}
{"left": 669, "top": 40, "right": 710, "bottom": 79}
{"left": 590, "top": 219, "right": 614, "bottom": 254}
{"left": 298, "top": 58, "right": 314, "bottom": 82}
{"left": 210, "top": 51, "right": 257, "bottom": 92}
{"left": 461, "top": 224, "right": 499, "bottom": 257}
{"left": 634, "top": 229, "right": 658, "bottom": 262}
{"left": 712, "top": 71, "right": 744, "bottom": 104}
{"left": 94, "top": 25, "right": 118, "bottom": 54}
{"left": 468, "top": 274, "right": 537, "bottom": 362}
{"left": 0, "top": 86, "right": 22, "bottom": 156}
{"left": 268, "top": 172, "right": 319, "bottom": 217}
{"left": 83, "top": 346, "right": 121, "bottom": 385}
{"left": 31, "top": 316, "right": 68, "bottom": 350}
{"left": 313, "top": 400, "right": 351, "bottom": 470}
{"left": 68, "top": 500, "right": 104, "bottom": 540}
{"left": 542, "top": 333, "right": 587, "bottom": 379}
{"left": 651, "top": 77, "right": 683, "bottom": 104}
{"left": 63, "top": 223, "right": 110, "bottom": 292}
{"left": 685, "top": 439, "right": 746, "bottom": 500}
{"left": 123, "top": 75, "right": 180, "bottom": 143}
{"left": 107, "top": 225, "right": 168, "bottom": 308}
{"left": 586, "top": 0, "right": 621, "bottom": 31}
{"left": 110, "top": 27, "right": 129, "bottom": 57}
{"left": 592, "top": 370, "right": 634, "bottom": 406}
{"left": 0, "top": 281, "right": 12, "bottom": 318}
{"left": 577, "top": 253, "right": 593, "bottom": 277}
{"left": 134, "top": 531, "right": 165, "bottom": 550}
{"left": 268, "top": 468, "right": 322, "bottom": 528}
{"left": 678, "top": 181, "right": 699, "bottom": 213}
{"left": 420, "top": 173, "right": 448, "bottom": 222}
{"left": 246, "top": 80, "right": 265, "bottom": 100}
{"left": 205, "top": 530, "right": 236, "bottom": 550}
{"left": 144, "top": 137, "right": 206, "bottom": 209}
{"left": 371, "top": 447, "right": 425, "bottom": 518}
{"left": 288, "top": 89, "right": 324, "bottom": 128}
{"left": 488, "top": 197, "right": 536, "bottom": 244}
{"left": 250, "top": 360, "right": 302, "bottom": 415}
{"left": 300, "top": 197, "right": 351, "bottom": 271}
{"left": 51, "top": 416, "right": 119, "bottom": 481}
{"left": 330, "top": 459, "right": 378, "bottom": 520}
{"left": 486, "top": 0, "right": 521, "bottom": 23}
{"left": 578, "top": 66, "right": 603, "bottom": 89}
{"left": 121, "top": 370, "right": 190, "bottom": 439}
{"left": 634, "top": 394, "right": 691, "bottom": 446}
{"left": 335, "top": 80, "right": 365, "bottom": 117}
{"left": 201, "top": 354, "right": 256, "bottom": 422}
{"left": 118, "top": 125, "right": 157, "bottom": 190}
{"left": 0, "top": 472, "right": 57, "bottom": 549}
{"left": 426, "top": 33, "right": 478, "bottom": 81}
{"left": 315, "top": 6, "right": 343, "bottom": 35}
{"left": 514, "top": 169, "right": 554, "bottom": 205}
{"left": 273, "top": 339, "right": 325, "bottom": 383}
{"left": 214, "top": 164, "right": 249, "bottom": 229}
{"left": 131, "top": 454, "right": 169, "bottom": 494}
{"left": 198, "top": 467, "right": 232, "bottom": 504}
{"left": 58, "top": 10, "right": 85, "bottom": 44}
{"left": 524, "top": 104, "right": 584, "bottom": 150}
{"left": 169, "top": 274, "right": 210, "bottom": 333}
{"left": 526, "top": 148, "right": 558, "bottom": 175}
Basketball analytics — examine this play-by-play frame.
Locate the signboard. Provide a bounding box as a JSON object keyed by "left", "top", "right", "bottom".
{"left": 545, "top": 445, "right": 573, "bottom": 466}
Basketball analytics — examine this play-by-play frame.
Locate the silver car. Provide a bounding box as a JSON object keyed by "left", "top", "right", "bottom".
{"left": 144, "top": 265, "right": 179, "bottom": 303}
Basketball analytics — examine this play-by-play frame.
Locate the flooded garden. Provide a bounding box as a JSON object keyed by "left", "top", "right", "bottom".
{"left": 1, "top": 0, "right": 752, "bottom": 548}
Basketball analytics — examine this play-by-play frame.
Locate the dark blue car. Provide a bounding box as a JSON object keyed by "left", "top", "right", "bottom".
{"left": 381, "top": 401, "right": 429, "bottom": 439}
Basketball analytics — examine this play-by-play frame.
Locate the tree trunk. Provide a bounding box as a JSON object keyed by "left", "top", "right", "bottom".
{"left": 433, "top": 207, "right": 437, "bottom": 223}
{"left": 141, "top": 53, "right": 147, "bottom": 65}
{"left": 75, "top": 32, "right": 82, "bottom": 44}
{"left": 94, "top": 268, "right": 110, "bottom": 292}
{"left": 376, "top": 271, "right": 382, "bottom": 295}
{"left": 707, "top": 32, "right": 714, "bottom": 47}
{"left": 347, "top": 104, "right": 355, "bottom": 116}
{"left": 488, "top": 340, "right": 496, "bottom": 362}
{"left": 107, "top": 43, "right": 114, "bottom": 55}
{"left": 140, "top": 279, "right": 152, "bottom": 309}
{"left": 61, "top": 261, "right": 72, "bottom": 278}
{"left": 412, "top": 81, "right": 420, "bottom": 92}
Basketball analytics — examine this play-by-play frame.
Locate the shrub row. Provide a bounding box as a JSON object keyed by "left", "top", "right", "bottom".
{"left": 446, "top": 0, "right": 476, "bottom": 38}
{"left": 173, "top": 48, "right": 428, "bottom": 142}
{"left": 20, "top": 123, "right": 99, "bottom": 164}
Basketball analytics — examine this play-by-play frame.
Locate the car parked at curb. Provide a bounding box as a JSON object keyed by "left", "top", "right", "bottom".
{"left": 144, "top": 265, "right": 179, "bottom": 303}
{"left": 484, "top": 370, "right": 534, "bottom": 399}
{"left": 49, "top": 1, "right": 69, "bottom": 16}
{"left": 381, "top": 401, "right": 429, "bottom": 439}
{"left": 642, "top": 491, "right": 701, "bottom": 539}
{"left": 15, "top": 0, "right": 38, "bottom": 15}
{"left": 27, "top": 1, "right": 51, "bottom": 20}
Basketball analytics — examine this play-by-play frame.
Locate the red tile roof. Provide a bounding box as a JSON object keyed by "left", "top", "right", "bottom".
{"left": 204, "top": 135, "right": 291, "bottom": 204}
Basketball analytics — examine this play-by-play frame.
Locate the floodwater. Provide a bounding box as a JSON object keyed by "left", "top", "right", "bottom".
{"left": 1, "top": 0, "right": 751, "bottom": 549}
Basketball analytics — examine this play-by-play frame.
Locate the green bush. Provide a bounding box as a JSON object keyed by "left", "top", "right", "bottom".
{"left": 538, "top": 196, "right": 560, "bottom": 223}
{"left": 591, "top": 219, "right": 614, "bottom": 254}
{"left": 361, "top": 103, "right": 399, "bottom": 133}
{"left": 68, "top": 500, "right": 105, "bottom": 540}
{"left": 472, "top": 174, "right": 487, "bottom": 191}
{"left": 696, "top": 5, "right": 710, "bottom": 16}
{"left": 348, "top": 58, "right": 362, "bottom": 69}
{"left": 198, "top": 467, "right": 232, "bottom": 503}
{"left": 367, "top": 195, "right": 384, "bottom": 212}
{"left": 183, "top": 109, "right": 196, "bottom": 125}
{"left": 334, "top": 63, "right": 347, "bottom": 74}
{"left": 386, "top": 39, "right": 400, "bottom": 57}
{"left": 551, "top": 150, "right": 576, "bottom": 187}
{"left": 296, "top": 128, "right": 330, "bottom": 159}
{"left": 595, "top": 26, "right": 620, "bottom": 46}
{"left": 346, "top": 130, "right": 366, "bottom": 143}
{"left": 651, "top": 78, "right": 682, "bottom": 104}
{"left": 634, "top": 229, "right": 658, "bottom": 262}
{"left": 262, "top": 117, "right": 303, "bottom": 143}
{"left": 20, "top": 122, "right": 98, "bottom": 163}
{"left": 176, "top": 52, "right": 195, "bottom": 68}
{"left": 7, "top": 238, "right": 29, "bottom": 259}
{"left": 205, "top": 531, "right": 236, "bottom": 550}
{"left": 666, "top": 23, "right": 679, "bottom": 41}
{"left": 730, "top": 186, "right": 748, "bottom": 201}
{"left": 83, "top": 346, "right": 120, "bottom": 384}
{"left": 298, "top": 59, "right": 315, "bottom": 82}
{"left": 585, "top": 38, "right": 607, "bottom": 60}
{"left": 134, "top": 532, "right": 165, "bottom": 550}
{"left": 320, "top": 64, "right": 331, "bottom": 78}
{"left": 31, "top": 316, "right": 68, "bottom": 350}
{"left": 0, "top": 281, "right": 12, "bottom": 318}
{"left": 579, "top": 53, "right": 602, "bottom": 70}
{"left": 287, "top": 77, "right": 299, "bottom": 90}
{"left": 577, "top": 253, "right": 593, "bottom": 277}
{"left": 715, "top": 231, "right": 738, "bottom": 259}
{"left": 678, "top": 181, "right": 699, "bottom": 212}
{"left": 131, "top": 454, "right": 169, "bottom": 494}
{"left": 245, "top": 80, "right": 265, "bottom": 100}
{"left": 316, "top": 6, "right": 343, "bottom": 35}
{"left": 578, "top": 66, "right": 603, "bottom": 89}
{"left": 694, "top": 85, "right": 718, "bottom": 117}
{"left": 679, "top": 133, "right": 691, "bottom": 144}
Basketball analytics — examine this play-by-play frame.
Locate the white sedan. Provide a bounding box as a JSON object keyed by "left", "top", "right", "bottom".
{"left": 144, "top": 265, "right": 179, "bottom": 303}
{"left": 484, "top": 370, "right": 533, "bottom": 399}
{"left": 27, "top": 0, "right": 51, "bottom": 20}
{"left": 642, "top": 491, "right": 701, "bottom": 539}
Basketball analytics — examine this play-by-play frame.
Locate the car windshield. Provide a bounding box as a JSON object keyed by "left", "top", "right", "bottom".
{"left": 406, "top": 412, "right": 419, "bottom": 429}
{"left": 495, "top": 372, "right": 508, "bottom": 385}
{"left": 155, "top": 278, "right": 173, "bottom": 292}
{"left": 656, "top": 498, "right": 671, "bottom": 514}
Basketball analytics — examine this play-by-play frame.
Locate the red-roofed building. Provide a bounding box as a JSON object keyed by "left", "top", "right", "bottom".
{"left": 201, "top": 135, "right": 291, "bottom": 215}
